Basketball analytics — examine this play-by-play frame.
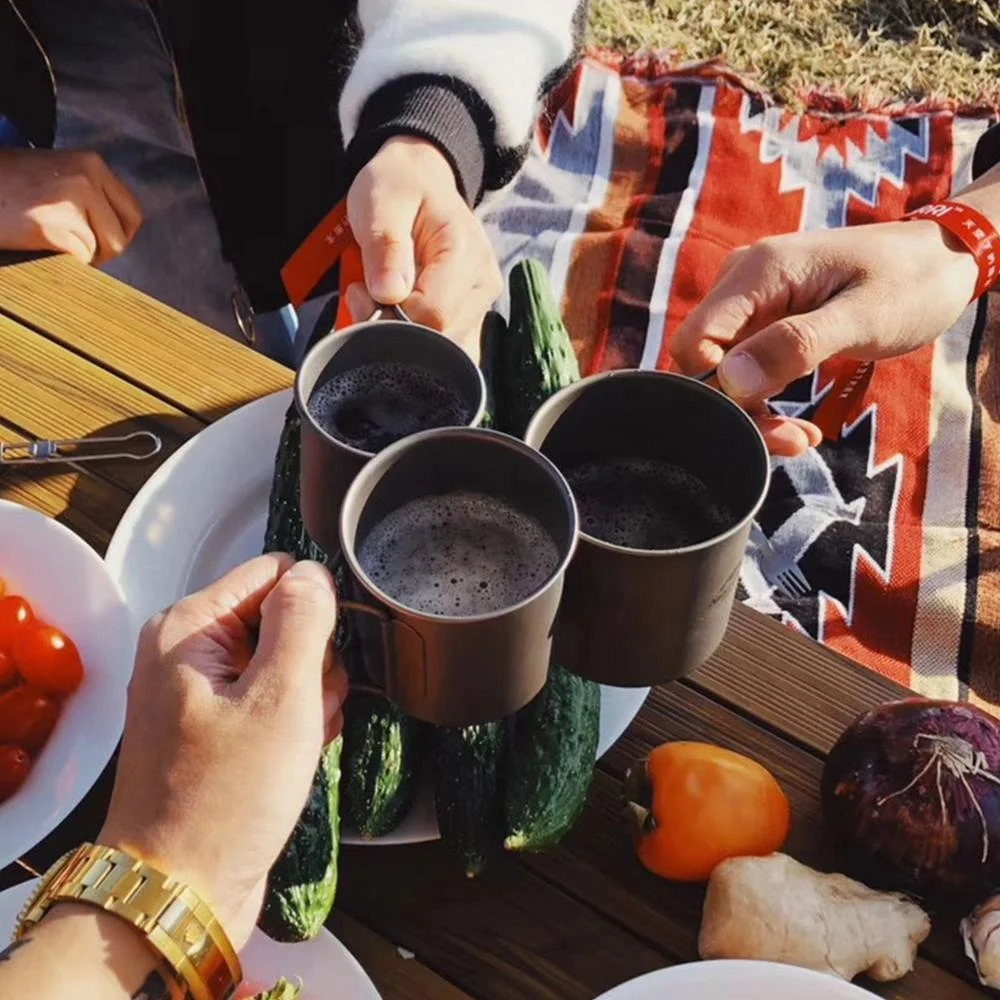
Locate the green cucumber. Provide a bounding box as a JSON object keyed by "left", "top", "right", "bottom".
{"left": 503, "top": 665, "right": 601, "bottom": 852}
{"left": 499, "top": 258, "right": 580, "bottom": 436}
{"left": 479, "top": 309, "right": 507, "bottom": 430}
{"left": 433, "top": 722, "right": 508, "bottom": 877}
{"left": 263, "top": 405, "right": 309, "bottom": 558}
{"left": 259, "top": 737, "right": 342, "bottom": 942}
{"left": 342, "top": 692, "right": 425, "bottom": 839}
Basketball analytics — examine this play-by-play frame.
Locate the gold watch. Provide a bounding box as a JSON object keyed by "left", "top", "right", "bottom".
{"left": 13, "top": 843, "right": 242, "bottom": 1000}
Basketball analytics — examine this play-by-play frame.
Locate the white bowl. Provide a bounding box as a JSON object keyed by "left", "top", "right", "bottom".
{"left": 0, "top": 500, "right": 136, "bottom": 869}
{"left": 596, "top": 960, "right": 875, "bottom": 999}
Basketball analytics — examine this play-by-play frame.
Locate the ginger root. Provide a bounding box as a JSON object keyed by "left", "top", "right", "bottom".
{"left": 698, "top": 853, "right": 930, "bottom": 982}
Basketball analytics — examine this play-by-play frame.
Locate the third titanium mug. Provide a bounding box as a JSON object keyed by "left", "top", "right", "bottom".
{"left": 339, "top": 426, "right": 579, "bottom": 726}
{"left": 524, "top": 369, "right": 770, "bottom": 687}
{"left": 294, "top": 307, "right": 486, "bottom": 558}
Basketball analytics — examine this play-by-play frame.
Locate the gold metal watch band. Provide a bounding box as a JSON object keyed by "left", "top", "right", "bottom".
{"left": 13, "top": 843, "right": 242, "bottom": 1000}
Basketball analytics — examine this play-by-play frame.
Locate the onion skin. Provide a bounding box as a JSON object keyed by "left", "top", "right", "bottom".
{"left": 821, "top": 698, "right": 1000, "bottom": 905}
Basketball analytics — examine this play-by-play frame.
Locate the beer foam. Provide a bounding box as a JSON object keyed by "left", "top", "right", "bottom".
{"left": 308, "top": 361, "right": 472, "bottom": 452}
{"left": 564, "top": 457, "right": 734, "bottom": 550}
{"left": 356, "top": 491, "right": 561, "bottom": 617}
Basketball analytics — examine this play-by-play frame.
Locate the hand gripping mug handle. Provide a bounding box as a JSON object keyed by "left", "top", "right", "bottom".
{"left": 338, "top": 600, "right": 429, "bottom": 700}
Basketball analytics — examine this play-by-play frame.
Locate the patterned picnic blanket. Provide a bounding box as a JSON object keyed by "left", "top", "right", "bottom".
{"left": 481, "top": 52, "right": 1000, "bottom": 711}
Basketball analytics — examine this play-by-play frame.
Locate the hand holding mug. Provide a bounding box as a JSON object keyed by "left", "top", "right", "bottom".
{"left": 669, "top": 220, "right": 979, "bottom": 456}
{"left": 100, "top": 554, "right": 348, "bottom": 948}
{"left": 345, "top": 137, "right": 503, "bottom": 358}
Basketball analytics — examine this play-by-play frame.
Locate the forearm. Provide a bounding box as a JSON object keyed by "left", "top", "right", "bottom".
{"left": 0, "top": 904, "right": 175, "bottom": 1000}
{"left": 339, "top": 0, "right": 586, "bottom": 202}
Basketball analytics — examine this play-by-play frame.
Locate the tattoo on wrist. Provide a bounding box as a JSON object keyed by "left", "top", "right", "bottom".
{"left": 132, "top": 970, "right": 171, "bottom": 1000}
{"left": 0, "top": 937, "right": 30, "bottom": 963}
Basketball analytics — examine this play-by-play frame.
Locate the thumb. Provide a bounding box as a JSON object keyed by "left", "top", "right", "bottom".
{"left": 717, "top": 291, "right": 865, "bottom": 404}
{"left": 241, "top": 561, "right": 338, "bottom": 697}
{"left": 348, "top": 185, "right": 418, "bottom": 304}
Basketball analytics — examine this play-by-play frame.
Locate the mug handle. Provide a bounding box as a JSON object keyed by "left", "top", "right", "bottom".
{"left": 366, "top": 304, "right": 413, "bottom": 324}
{"left": 339, "top": 600, "right": 429, "bottom": 701}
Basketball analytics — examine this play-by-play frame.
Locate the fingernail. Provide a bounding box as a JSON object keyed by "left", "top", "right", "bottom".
{"left": 283, "top": 560, "right": 334, "bottom": 590}
{"left": 370, "top": 270, "right": 410, "bottom": 303}
{"left": 719, "top": 352, "right": 766, "bottom": 399}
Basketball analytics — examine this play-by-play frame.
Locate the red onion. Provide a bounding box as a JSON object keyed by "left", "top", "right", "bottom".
{"left": 821, "top": 698, "right": 1000, "bottom": 904}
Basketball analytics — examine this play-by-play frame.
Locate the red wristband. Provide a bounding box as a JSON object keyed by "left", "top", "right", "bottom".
{"left": 904, "top": 200, "right": 1000, "bottom": 302}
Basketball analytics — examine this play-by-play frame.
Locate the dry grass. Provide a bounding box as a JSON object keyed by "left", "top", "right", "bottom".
{"left": 587, "top": 0, "right": 1000, "bottom": 109}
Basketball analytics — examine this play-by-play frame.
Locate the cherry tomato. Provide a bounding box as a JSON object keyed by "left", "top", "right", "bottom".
{"left": 0, "top": 652, "right": 17, "bottom": 691}
{"left": 0, "top": 595, "right": 33, "bottom": 653}
{"left": 12, "top": 624, "right": 84, "bottom": 695}
{"left": 0, "top": 745, "right": 30, "bottom": 803}
{"left": 0, "top": 685, "right": 61, "bottom": 753}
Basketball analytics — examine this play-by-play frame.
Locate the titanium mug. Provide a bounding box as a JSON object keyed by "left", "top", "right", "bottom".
{"left": 294, "top": 307, "right": 487, "bottom": 557}
{"left": 339, "top": 427, "right": 579, "bottom": 726}
{"left": 524, "top": 370, "right": 770, "bottom": 687}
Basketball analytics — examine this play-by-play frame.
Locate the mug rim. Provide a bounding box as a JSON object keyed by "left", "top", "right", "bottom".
{"left": 524, "top": 368, "right": 771, "bottom": 558}
{"left": 339, "top": 425, "right": 580, "bottom": 625}
{"left": 293, "top": 317, "right": 488, "bottom": 460}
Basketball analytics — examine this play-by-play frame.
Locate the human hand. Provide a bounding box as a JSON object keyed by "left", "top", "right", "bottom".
{"left": 670, "top": 220, "right": 980, "bottom": 456}
{"left": 0, "top": 149, "right": 142, "bottom": 265}
{"left": 345, "top": 136, "right": 502, "bottom": 358}
{"left": 100, "top": 555, "right": 348, "bottom": 949}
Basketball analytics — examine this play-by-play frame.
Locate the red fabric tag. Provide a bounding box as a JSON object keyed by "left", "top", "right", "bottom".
{"left": 811, "top": 361, "right": 875, "bottom": 441}
{"left": 280, "top": 200, "right": 355, "bottom": 309}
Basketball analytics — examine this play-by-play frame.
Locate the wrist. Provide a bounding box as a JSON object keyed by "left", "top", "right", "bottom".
{"left": 97, "top": 826, "right": 243, "bottom": 944}
{"left": 39, "top": 903, "right": 183, "bottom": 999}
{"left": 904, "top": 218, "right": 981, "bottom": 302}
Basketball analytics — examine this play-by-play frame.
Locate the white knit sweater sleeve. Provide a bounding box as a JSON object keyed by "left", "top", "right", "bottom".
{"left": 339, "top": 0, "right": 582, "bottom": 151}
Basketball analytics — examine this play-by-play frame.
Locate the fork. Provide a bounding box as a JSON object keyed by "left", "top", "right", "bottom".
{"left": 748, "top": 521, "right": 812, "bottom": 600}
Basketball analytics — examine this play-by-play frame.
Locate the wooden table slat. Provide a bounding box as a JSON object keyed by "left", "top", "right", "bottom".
{"left": 0, "top": 256, "right": 291, "bottom": 420}
{"left": 0, "top": 310, "right": 203, "bottom": 497}
{"left": 326, "top": 911, "right": 476, "bottom": 1000}
{"left": 0, "top": 435, "right": 130, "bottom": 556}
{"left": 338, "top": 844, "right": 672, "bottom": 1000}
{"left": 691, "top": 604, "right": 915, "bottom": 756}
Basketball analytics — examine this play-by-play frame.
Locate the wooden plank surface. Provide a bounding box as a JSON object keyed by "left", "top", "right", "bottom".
{"left": 326, "top": 912, "right": 475, "bottom": 1000}
{"left": 0, "top": 420, "right": 131, "bottom": 554}
{"left": 0, "top": 255, "right": 985, "bottom": 998}
{"left": 0, "top": 254, "right": 291, "bottom": 419}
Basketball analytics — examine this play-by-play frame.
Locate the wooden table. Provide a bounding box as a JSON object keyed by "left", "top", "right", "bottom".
{"left": 0, "top": 254, "right": 987, "bottom": 999}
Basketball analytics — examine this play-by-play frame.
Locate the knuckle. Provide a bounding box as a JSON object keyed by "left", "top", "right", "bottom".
{"left": 139, "top": 613, "right": 166, "bottom": 646}
{"left": 778, "top": 315, "right": 822, "bottom": 370}
{"left": 76, "top": 150, "right": 104, "bottom": 173}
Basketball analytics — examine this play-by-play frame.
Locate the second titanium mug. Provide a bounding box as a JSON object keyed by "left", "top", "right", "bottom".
{"left": 524, "top": 369, "right": 771, "bottom": 687}
{"left": 339, "top": 426, "right": 579, "bottom": 726}
{"left": 294, "top": 307, "right": 487, "bottom": 558}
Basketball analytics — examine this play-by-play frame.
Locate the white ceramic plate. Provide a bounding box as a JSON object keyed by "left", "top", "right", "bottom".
{"left": 105, "top": 390, "right": 650, "bottom": 845}
{"left": 595, "top": 961, "right": 875, "bottom": 999}
{"left": 0, "top": 879, "right": 381, "bottom": 999}
{"left": 0, "top": 500, "right": 136, "bottom": 870}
